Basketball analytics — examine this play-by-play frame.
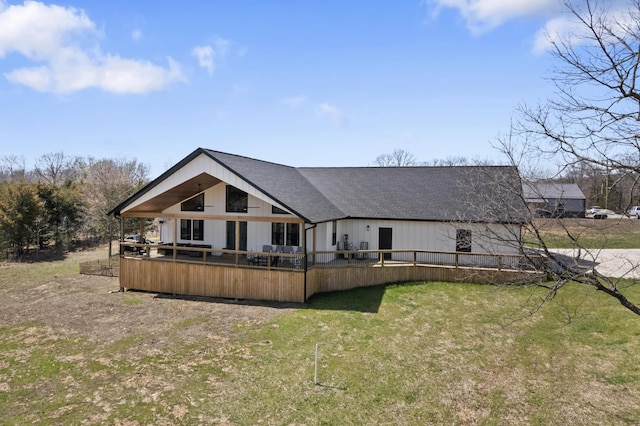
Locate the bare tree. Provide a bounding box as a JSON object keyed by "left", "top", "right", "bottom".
{"left": 374, "top": 149, "right": 419, "bottom": 166}
{"left": 82, "top": 157, "right": 149, "bottom": 241}
{"left": 492, "top": 0, "right": 640, "bottom": 316}
{"left": 0, "top": 155, "right": 27, "bottom": 182}
{"left": 424, "top": 156, "right": 470, "bottom": 167}
{"left": 34, "top": 152, "right": 74, "bottom": 185}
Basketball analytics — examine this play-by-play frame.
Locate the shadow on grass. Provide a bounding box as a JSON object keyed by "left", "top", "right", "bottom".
{"left": 306, "top": 284, "right": 387, "bottom": 313}
{"left": 146, "top": 281, "right": 415, "bottom": 314}
{"left": 151, "top": 291, "right": 303, "bottom": 310}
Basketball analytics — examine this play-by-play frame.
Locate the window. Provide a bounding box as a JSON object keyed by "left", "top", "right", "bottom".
{"left": 226, "top": 185, "right": 248, "bottom": 213}
{"left": 180, "top": 219, "right": 191, "bottom": 240}
{"left": 272, "top": 223, "right": 285, "bottom": 245}
{"left": 331, "top": 220, "right": 337, "bottom": 246}
{"left": 226, "top": 221, "right": 247, "bottom": 250}
{"left": 272, "top": 205, "right": 290, "bottom": 215}
{"left": 192, "top": 220, "right": 204, "bottom": 241}
{"left": 181, "top": 193, "right": 204, "bottom": 211}
{"left": 287, "top": 223, "right": 300, "bottom": 246}
{"left": 272, "top": 222, "right": 299, "bottom": 246}
{"left": 456, "top": 229, "right": 472, "bottom": 252}
{"left": 180, "top": 219, "right": 204, "bottom": 241}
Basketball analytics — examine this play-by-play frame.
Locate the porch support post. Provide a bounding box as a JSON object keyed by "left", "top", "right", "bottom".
{"left": 119, "top": 217, "right": 125, "bottom": 292}
{"left": 139, "top": 218, "right": 145, "bottom": 257}
{"left": 312, "top": 226, "right": 317, "bottom": 265}
{"left": 235, "top": 219, "right": 240, "bottom": 266}
{"left": 173, "top": 218, "right": 177, "bottom": 261}
{"left": 302, "top": 224, "right": 307, "bottom": 302}
{"left": 119, "top": 217, "right": 124, "bottom": 255}
{"left": 301, "top": 223, "right": 306, "bottom": 265}
{"left": 108, "top": 217, "right": 113, "bottom": 259}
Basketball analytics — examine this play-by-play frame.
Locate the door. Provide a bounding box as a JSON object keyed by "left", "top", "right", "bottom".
{"left": 379, "top": 227, "right": 392, "bottom": 260}
{"left": 226, "top": 221, "right": 247, "bottom": 251}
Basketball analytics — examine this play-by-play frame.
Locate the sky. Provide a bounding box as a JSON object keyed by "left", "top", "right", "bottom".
{"left": 0, "top": 0, "right": 595, "bottom": 178}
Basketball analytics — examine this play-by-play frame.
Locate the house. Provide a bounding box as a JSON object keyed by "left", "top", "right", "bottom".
{"left": 109, "top": 148, "right": 539, "bottom": 302}
{"left": 523, "top": 182, "right": 586, "bottom": 218}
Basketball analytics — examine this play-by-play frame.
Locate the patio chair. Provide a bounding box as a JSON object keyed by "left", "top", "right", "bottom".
{"left": 292, "top": 246, "right": 304, "bottom": 269}
{"left": 249, "top": 245, "right": 273, "bottom": 266}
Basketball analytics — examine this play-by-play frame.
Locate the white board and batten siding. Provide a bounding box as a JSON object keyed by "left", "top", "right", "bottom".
{"left": 336, "top": 219, "right": 521, "bottom": 255}
{"left": 122, "top": 153, "right": 289, "bottom": 215}
{"left": 159, "top": 183, "right": 297, "bottom": 251}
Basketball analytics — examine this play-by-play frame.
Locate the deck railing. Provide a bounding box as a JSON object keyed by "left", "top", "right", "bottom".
{"left": 120, "top": 242, "right": 543, "bottom": 273}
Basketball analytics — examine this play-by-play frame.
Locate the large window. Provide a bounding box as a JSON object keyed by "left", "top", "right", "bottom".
{"left": 226, "top": 185, "right": 248, "bottom": 213}
{"left": 272, "top": 222, "right": 300, "bottom": 246}
{"left": 180, "top": 219, "right": 204, "bottom": 241}
{"left": 287, "top": 223, "right": 300, "bottom": 246}
{"left": 180, "top": 219, "right": 191, "bottom": 240}
{"left": 181, "top": 193, "right": 204, "bottom": 211}
{"left": 272, "top": 223, "right": 285, "bottom": 245}
{"left": 192, "top": 219, "right": 204, "bottom": 240}
{"left": 226, "top": 221, "right": 247, "bottom": 250}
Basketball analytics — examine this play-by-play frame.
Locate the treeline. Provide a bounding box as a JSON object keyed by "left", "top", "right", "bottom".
{"left": 553, "top": 162, "right": 640, "bottom": 212}
{"left": 0, "top": 152, "right": 149, "bottom": 257}
{"left": 375, "top": 149, "right": 640, "bottom": 212}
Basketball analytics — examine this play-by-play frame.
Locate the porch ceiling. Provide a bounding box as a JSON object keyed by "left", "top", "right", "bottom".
{"left": 125, "top": 173, "right": 221, "bottom": 214}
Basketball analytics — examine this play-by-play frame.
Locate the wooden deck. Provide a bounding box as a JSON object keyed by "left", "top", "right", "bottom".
{"left": 118, "top": 246, "right": 544, "bottom": 303}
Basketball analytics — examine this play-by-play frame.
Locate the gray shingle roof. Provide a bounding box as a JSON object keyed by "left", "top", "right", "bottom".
{"left": 206, "top": 150, "right": 524, "bottom": 224}
{"left": 110, "top": 148, "right": 525, "bottom": 224}
{"left": 203, "top": 150, "right": 343, "bottom": 223}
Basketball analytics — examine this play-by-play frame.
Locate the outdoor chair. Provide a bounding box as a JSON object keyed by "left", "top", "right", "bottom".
{"left": 292, "top": 246, "right": 304, "bottom": 269}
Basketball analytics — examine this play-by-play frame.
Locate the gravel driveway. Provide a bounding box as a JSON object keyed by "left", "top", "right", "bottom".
{"left": 550, "top": 248, "right": 640, "bottom": 279}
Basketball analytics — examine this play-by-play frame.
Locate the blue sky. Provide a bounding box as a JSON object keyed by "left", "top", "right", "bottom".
{"left": 0, "top": 0, "right": 580, "bottom": 178}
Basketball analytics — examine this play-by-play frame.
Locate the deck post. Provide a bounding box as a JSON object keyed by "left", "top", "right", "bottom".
{"left": 235, "top": 219, "right": 240, "bottom": 266}
{"left": 173, "top": 218, "right": 177, "bottom": 261}
{"left": 119, "top": 217, "right": 125, "bottom": 292}
{"left": 312, "top": 227, "right": 317, "bottom": 265}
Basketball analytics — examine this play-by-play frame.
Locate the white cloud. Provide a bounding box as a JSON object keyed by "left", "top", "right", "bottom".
{"left": 191, "top": 37, "right": 230, "bottom": 75}
{"left": 131, "top": 29, "right": 142, "bottom": 42}
{"left": 532, "top": 2, "right": 635, "bottom": 54}
{"left": 428, "top": 0, "right": 560, "bottom": 34}
{"left": 0, "top": 1, "right": 184, "bottom": 94}
{"left": 282, "top": 95, "right": 307, "bottom": 108}
{"left": 191, "top": 45, "right": 215, "bottom": 75}
{"left": 316, "top": 103, "right": 346, "bottom": 127}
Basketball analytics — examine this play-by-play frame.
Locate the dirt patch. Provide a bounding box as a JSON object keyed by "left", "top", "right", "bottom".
{"left": 0, "top": 247, "right": 298, "bottom": 351}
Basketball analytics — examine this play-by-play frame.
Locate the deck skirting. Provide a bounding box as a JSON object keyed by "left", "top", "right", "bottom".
{"left": 119, "top": 257, "right": 543, "bottom": 303}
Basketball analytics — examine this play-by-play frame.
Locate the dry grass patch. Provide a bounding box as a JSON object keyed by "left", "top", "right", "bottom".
{"left": 526, "top": 218, "right": 640, "bottom": 248}
{"left": 1, "top": 246, "right": 640, "bottom": 424}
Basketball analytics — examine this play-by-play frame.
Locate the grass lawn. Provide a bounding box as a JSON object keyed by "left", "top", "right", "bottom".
{"left": 1, "top": 248, "right": 640, "bottom": 424}
{"left": 525, "top": 218, "right": 640, "bottom": 249}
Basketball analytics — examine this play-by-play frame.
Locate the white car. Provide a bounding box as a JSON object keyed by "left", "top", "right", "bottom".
{"left": 628, "top": 206, "right": 640, "bottom": 218}
{"left": 587, "top": 206, "right": 602, "bottom": 215}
